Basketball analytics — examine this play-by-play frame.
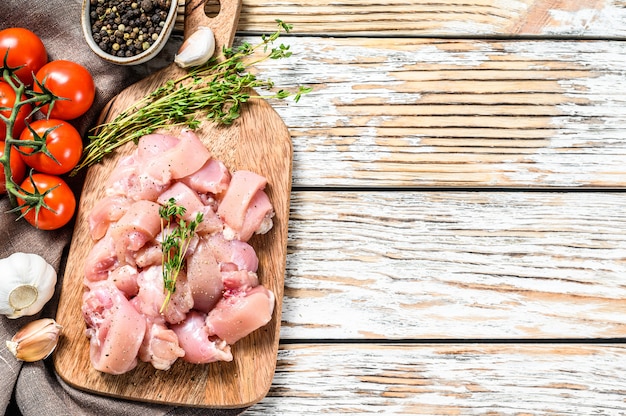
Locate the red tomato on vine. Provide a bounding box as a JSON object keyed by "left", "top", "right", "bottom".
{"left": 33, "top": 60, "right": 95, "bottom": 120}
{"left": 19, "top": 119, "right": 83, "bottom": 175}
{"left": 0, "top": 27, "right": 48, "bottom": 86}
{"left": 0, "top": 81, "right": 31, "bottom": 140}
{"left": 0, "top": 140, "right": 26, "bottom": 194}
{"left": 17, "top": 173, "right": 76, "bottom": 230}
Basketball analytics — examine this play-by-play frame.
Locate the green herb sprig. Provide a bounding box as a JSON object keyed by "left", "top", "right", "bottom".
{"left": 159, "top": 198, "right": 203, "bottom": 313}
{"left": 72, "top": 20, "right": 312, "bottom": 175}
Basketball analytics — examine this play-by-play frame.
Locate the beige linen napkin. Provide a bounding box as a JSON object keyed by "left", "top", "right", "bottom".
{"left": 1, "top": 1, "right": 245, "bottom": 415}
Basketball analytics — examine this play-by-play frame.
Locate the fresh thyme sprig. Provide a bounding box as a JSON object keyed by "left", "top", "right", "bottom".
{"left": 72, "top": 20, "right": 312, "bottom": 175}
{"left": 159, "top": 198, "right": 203, "bottom": 313}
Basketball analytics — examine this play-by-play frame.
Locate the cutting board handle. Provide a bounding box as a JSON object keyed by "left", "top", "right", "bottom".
{"left": 183, "top": 0, "right": 243, "bottom": 52}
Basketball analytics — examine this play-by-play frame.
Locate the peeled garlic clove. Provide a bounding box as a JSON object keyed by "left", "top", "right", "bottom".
{"left": 6, "top": 318, "right": 62, "bottom": 362}
{"left": 174, "top": 26, "right": 216, "bottom": 68}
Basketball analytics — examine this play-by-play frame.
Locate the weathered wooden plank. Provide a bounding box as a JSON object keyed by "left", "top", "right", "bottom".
{"left": 243, "top": 36, "right": 626, "bottom": 188}
{"left": 244, "top": 343, "right": 626, "bottom": 415}
{"left": 177, "top": 0, "right": 626, "bottom": 38}
{"left": 281, "top": 191, "right": 626, "bottom": 340}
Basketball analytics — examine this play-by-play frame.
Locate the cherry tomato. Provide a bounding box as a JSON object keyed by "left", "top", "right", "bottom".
{"left": 17, "top": 173, "right": 76, "bottom": 230}
{"left": 0, "top": 81, "right": 31, "bottom": 140}
{"left": 0, "top": 28, "right": 48, "bottom": 86}
{"left": 19, "top": 119, "right": 83, "bottom": 175}
{"left": 33, "top": 60, "right": 95, "bottom": 120}
{"left": 0, "top": 140, "right": 26, "bottom": 193}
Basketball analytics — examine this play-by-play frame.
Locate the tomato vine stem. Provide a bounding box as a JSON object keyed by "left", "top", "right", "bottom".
{"left": 0, "top": 56, "right": 59, "bottom": 210}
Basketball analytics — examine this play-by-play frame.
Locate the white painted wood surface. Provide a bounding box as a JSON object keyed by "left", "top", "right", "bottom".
{"left": 175, "top": 1, "right": 626, "bottom": 414}
{"left": 281, "top": 191, "right": 626, "bottom": 340}
{"left": 248, "top": 36, "right": 626, "bottom": 188}
{"left": 178, "top": 0, "right": 626, "bottom": 37}
{"left": 243, "top": 344, "right": 626, "bottom": 415}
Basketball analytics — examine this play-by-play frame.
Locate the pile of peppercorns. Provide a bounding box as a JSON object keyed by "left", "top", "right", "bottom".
{"left": 89, "top": 0, "right": 172, "bottom": 58}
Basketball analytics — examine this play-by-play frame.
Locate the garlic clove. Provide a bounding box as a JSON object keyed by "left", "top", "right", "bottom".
{"left": 174, "top": 26, "right": 216, "bottom": 68}
{"left": 6, "top": 318, "right": 63, "bottom": 362}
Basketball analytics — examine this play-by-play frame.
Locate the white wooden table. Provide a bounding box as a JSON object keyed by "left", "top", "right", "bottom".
{"left": 176, "top": 1, "right": 626, "bottom": 414}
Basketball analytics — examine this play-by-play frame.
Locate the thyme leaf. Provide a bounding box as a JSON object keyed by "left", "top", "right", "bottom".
{"left": 159, "top": 198, "right": 203, "bottom": 313}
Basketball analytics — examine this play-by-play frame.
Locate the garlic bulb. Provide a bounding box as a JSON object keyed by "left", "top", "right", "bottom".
{"left": 6, "top": 318, "right": 62, "bottom": 362}
{"left": 0, "top": 253, "right": 57, "bottom": 319}
{"left": 174, "top": 26, "right": 216, "bottom": 68}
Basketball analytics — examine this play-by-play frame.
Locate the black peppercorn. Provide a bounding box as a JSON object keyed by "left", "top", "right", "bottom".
{"left": 141, "top": 0, "right": 153, "bottom": 13}
{"left": 87, "top": 0, "right": 172, "bottom": 58}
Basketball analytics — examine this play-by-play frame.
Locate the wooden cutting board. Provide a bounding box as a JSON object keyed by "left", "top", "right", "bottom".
{"left": 53, "top": 0, "right": 291, "bottom": 408}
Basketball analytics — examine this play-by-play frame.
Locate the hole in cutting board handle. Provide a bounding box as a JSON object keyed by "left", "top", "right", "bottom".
{"left": 204, "top": 0, "right": 220, "bottom": 17}
{"left": 184, "top": 0, "right": 242, "bottom": 54}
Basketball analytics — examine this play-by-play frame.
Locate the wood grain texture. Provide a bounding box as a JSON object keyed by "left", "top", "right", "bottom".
{"left": 53, "top": 91, "right": 291, "bottom": 408}
{"left": 176, "top": 0, "right": 626, "bottom": 38}
{"left": 53, "top": 0, "right": 291, "bottom": 408}
{"left": 85, "top": 2, "right": 626, "bottom": 414}
{"left": 242, "top": 36, "right": 626, "bottom": 188}
{"left": 244, "top": 343, "right": 626, "bottom": 415}
{"left": 281, "top": 191, "right": 626, "bottom": 340}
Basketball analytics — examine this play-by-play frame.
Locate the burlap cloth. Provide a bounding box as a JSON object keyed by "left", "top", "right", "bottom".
{"left": 1, "top": 1, "right": 245, "bottom": 415}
